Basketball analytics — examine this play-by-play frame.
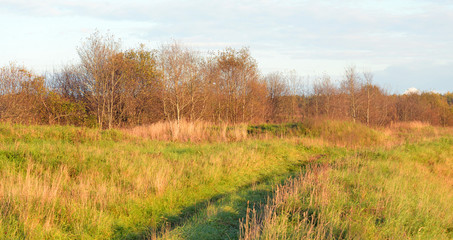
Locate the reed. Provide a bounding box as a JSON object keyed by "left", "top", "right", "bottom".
{"left": 123, "top": 120, "right": 247, "bottom": 142}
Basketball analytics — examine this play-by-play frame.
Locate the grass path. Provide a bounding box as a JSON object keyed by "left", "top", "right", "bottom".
{"left": 1, "top": 122, "right": 452, "bottom": 239}
{"left": 0, "top": 123, "right": 328, "bottom": 239}
{"left": 239, "top": 137, "right": 453, "bottom": 239}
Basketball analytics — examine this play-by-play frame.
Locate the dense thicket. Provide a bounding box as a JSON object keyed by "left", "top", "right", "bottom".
{"left": 1, "top": 32, "right": 453, "bottom": 128}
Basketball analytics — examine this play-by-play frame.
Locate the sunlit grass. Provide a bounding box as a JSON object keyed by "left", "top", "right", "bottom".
{"left": 0, "top": 121, "right": 452, "bottom": 239}
{"left": 0, "top": 123, "right": 314, "bottom": 239}
{"left": 240, "top": 137, "right": 453, "bottom": 239}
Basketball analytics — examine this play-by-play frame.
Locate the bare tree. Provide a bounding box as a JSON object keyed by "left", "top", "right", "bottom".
{"left": 341, "top": 66, "right": 362, "bottom": 123}
{"left": 363, "top": 71, "right": 374, "bottom": 126}
{"left": 158, "top": 42, "right": 206, "bottom": 124}
{"left": 265, "top": 72, "right": 287, "bottom": 122}
{"left": 77, "top": 31, "right": 122, "bottom": 129}
{"left": 0, "top": 64, "right": 47, "bottom": 124}
{"left": 313, "top": 78, "right": 322, "bottom": 118}
{"left": 312, "top": 74, "right": 336, "bottom": 119}
{"left": 285, "top": 70, "right": 305, "bottom": 122}
{"left": 52, "top": 64, "right": 86, "bottom": 101}
{"left": 213, "top": 47, "right": 261, "bottom": 123}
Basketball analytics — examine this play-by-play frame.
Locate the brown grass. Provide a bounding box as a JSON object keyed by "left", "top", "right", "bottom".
{"left": 122, "top": 120, "right": 247, "bottom": 142}
{"left": 0, "top": 163, "right": 69, "bottom": 235}
{"left": 389, "top": 121, "right": 431, "bottom": 129}
{"left": 381, "top": 121, "right": 452, "bottom": 146}
{"left": 123, "top": 119, "right": 453, "bottom": 147}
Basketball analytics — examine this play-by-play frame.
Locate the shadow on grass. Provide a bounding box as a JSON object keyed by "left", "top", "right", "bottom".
{"left": 112, "top": 159, "right": 328, "bottom": 240}
{"left": 111, "top": 176, "right": 286, "bottom": 239}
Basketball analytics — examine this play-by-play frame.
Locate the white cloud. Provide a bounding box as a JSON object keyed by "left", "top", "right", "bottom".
{"left": 403, "top": 87, "right": 421, "bottom": 95}
{"left": 0, "top": 0, "right": 452, "bottom": 92}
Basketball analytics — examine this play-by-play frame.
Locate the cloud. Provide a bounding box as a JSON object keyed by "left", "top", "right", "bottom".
{"left": 0, "top": 0, "right": 452, "bottom": 91}
{"left": 403, "top": 87, "right": 421, "bottom": 95}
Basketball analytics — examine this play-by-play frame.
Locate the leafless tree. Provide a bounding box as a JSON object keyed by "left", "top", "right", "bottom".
{"left": 312, "top": 74, "right": 336, "bottom": 119}
{"left": 341, "top": 66, "right": 362, "bottom": 123}
{"left": 158, "top": 42, "right": 206, "bottom": 124}
{"left": 265, "top": 72, "right": 287, "bottom": 122}
{"left": 77, "top": 30, "right": 122, "bottom": 129}
{"left": 363, "top": 71, "right": 374, "bottom": 125}
{"left": 213, "top": 47, "right": 262, "bottom": 123}
{"left": 0, "top": 64, "right": 47, "bottom": 124}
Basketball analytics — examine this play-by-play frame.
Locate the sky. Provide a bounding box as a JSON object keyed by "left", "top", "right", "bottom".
{"left": 0, "top": 0, "right": 452, "bottom": 93}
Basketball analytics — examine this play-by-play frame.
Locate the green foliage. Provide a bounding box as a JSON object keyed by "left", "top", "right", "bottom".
{"left": 44, "top": 91, "right": 91, "bottom": 126}
{"left": 247, "top": 122, "right": 309, "bottom": 137}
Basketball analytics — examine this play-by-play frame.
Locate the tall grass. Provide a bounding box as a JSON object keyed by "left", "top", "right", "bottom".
{"left": 247, "top": 120, "right": 448, "bottom": 148}
{"left": 240, "top": 137, "right": 453, "bottom": 239}
{"left": 239, "top": 164, "right": 336, "bottom": 240}
{"left": 307, "top": 120, "right": 387, "bottom": 147}
{"left": 123, "top": 119, "right": 450, "bottom": 147}
{"left": 1, "top": 120, "right": 452, "bottom": 239}
{"left": 0, "top": 122, "right": 305, "bottom": 239}
{"left": 123, "top": 120, "right": 248, "bottom": 142}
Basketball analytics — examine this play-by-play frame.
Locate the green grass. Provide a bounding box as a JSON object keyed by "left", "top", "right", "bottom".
{"left": 239, "top": 137, "right": 453, "bottom": 239}
{"left": 0, "top": 123, "right": 324, "bottom": 239}
{"left": 247, "top": 120, "right": 388, "bottom": 147}
{"left": 0, "top": 121, "right": 452, "bottom": 239}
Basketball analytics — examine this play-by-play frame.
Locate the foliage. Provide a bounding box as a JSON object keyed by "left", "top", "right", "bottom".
{"left": 2, "top": 33, "right": 453, "bottom": 127}
{"left": 247, "top": 122, "right": 309, "bottom": 137}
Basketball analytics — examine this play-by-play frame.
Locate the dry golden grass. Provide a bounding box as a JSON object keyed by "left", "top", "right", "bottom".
{"left": 122, "top": 120, "right": 247, "bottom": 142}
{"left": 123, "top": 119, "right": 453, "bottom": 149}
{"left": 389, "top": 121, "right": 431, "bottom": 129}
{"left": 379, "top": 121, "right": 453, "bottom": 147}
{"left": 1, "top": 164, "right": 68, "bottom": 235}
{"left": 2, "top": 120, "right": 452, "bottom": 239}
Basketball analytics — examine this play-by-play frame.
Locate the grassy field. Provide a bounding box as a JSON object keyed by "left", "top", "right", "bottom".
{"left": 0, "top": 121, "right": 452, "bottom": 239}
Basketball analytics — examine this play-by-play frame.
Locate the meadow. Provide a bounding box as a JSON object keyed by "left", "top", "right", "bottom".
{"left": 0, "top": 120, "right": 452, "bottom": 239}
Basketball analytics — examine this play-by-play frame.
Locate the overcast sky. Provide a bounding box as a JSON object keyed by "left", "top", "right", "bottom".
{"left": 0, "top": 0, "right": 452, "bottom": 93}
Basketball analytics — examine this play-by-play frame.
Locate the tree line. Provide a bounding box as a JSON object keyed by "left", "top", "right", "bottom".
{"left": 1, "top": 31, "right": 453, "bottom": 128}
